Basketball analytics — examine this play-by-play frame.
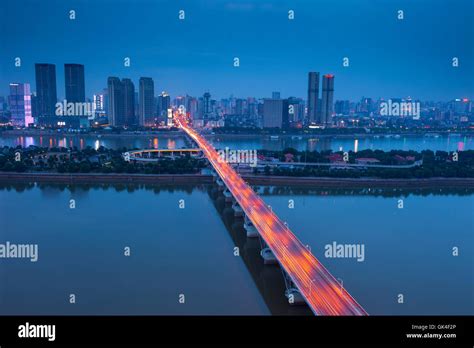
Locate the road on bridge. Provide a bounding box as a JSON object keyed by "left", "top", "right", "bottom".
{"left": 175, "top": 113, "right": 368, "bottom": 316}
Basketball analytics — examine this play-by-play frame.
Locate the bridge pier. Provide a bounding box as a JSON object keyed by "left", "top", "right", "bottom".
{"left": 223, "top": 188, "right": 233, "bottom": 203}
{"left": 243, "top": 215, "right": 259, "bottom": 238}
{"left": 232, "top": 201, "right": 244, "bottom": 217}
{"left": 281, "top": 270, "right": 307, "bottom": 306}
{"left": 258, "top": 237, "right": 278, "bottom": 265}
{"left": 260, "top": 247, "right": 278, "bottom": 265}
{"left": 210, "top": 170, "right": 218, "bottom": 182}
{"left": 216, "top": 178, "right": 225, "bottom": 191}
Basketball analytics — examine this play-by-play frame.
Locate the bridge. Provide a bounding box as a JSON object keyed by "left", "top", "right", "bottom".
{"left": 125, "top": 148, "right": 204, "bottom": 162}
{"left": 175, "top": 112, "right": 368, "bottom": 316}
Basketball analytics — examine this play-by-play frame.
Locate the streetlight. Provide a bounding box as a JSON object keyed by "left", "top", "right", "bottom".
{"left": 309, "top": 278, "right": 316, "bottom": 292}
{"left": 337, "top": 278, "right": 344, "bottom": 293}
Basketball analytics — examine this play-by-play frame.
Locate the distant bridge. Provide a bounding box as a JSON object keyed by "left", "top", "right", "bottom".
{"left": 124, "top": 148, "right": 204, "bottom": 162}
{"left": 257, "top": 159, "right": 423, "bottom": 169}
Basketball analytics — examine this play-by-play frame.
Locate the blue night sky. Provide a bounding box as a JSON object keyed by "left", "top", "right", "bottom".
{"left": 1, "top": 0, "right": 473, "bottom": 101}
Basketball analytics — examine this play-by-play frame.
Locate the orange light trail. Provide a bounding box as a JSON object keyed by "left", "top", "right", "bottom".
{"left": 175, "top": 112, "right": 367, "bottom": 316}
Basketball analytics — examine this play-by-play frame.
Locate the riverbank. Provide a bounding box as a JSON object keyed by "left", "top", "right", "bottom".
{"left": 1, "top": 172, "right": 473, "bottom": 188}
{"left": 0, "top": 130, "right": 184, "bottom": 138}
{"left": 207, "top": 132, "right": 473, "bottom": 140}
{"left": 2, "top": 129, "right": 472, "bottom": 140}
{"left": 241, "top": 175, "right": 474, "bottom": 188}
{"left": 0, "top": 172, "right": 213, "bottom": 184}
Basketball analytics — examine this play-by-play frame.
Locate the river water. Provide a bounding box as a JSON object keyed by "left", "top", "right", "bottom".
{"left": 0, "top": 183, "right": 472, "bottom": 315}
{"left": 1, "top": 133, "right": 472, "bottom": 152}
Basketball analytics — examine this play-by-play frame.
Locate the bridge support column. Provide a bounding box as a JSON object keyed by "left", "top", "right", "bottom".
{"left": 216, "top": 178, "right": 225, "bottom": 191}
{"left": 223, "top": 188, "right": 233, "bottom": 203}
{"left": 281, "top": 270, "right": 307, "bottom": 306}
{"left": 258, "top": 237, "right": 278, "bottom": 265}
{"left": 243, "top": 214, "right": 259, "bottom": 238}
{"left": 232, "top": 201, "right": 244, "bottom": 217}
{"left": 260, "top": 247, "right": 278, "bottom": 265}
{"left": 210, "top": 169, "right": 218, "bottom": 182}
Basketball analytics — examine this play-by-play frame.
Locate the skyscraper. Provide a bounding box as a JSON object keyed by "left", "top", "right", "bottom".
{"left": 235, "top": 99, "right": 243, "bottom": 115}
{"left": 122, "top": 78, "right": 135, "bottom": 126}
{"left": 263, "top": 98, "right": 289, "bottom": 128}
{"left": 203, "top": 92, "right": 211, "bottom": 119}
{"left": 139, "top": 77, "right": 155, "bottom": 126}
{"left": 8, "top": 83, "right": 33, "bottom": 127}
{"left": 93, "top": 93, "right": 106, "bottom": 119}
{"left": 64, "top": 64, "right": 85, "bottom": 103}
{"left": 157, "top": 92, "right": 171, "bottom": 122}
{"left": 35, "top": 63, "right": 57, "bottom": 118}
{"left": 335, "top": 100, "right": 350, "bottom": 115}
{"left": 287, "top": 97, "right": 305, "bottom": 124}
{"left": 187, "top": 97, "right": 198, "bottom": 119}
{"left": 320, "top": 74, "right": 335, "bottom": 125}
{"left": 107, "top": 77, "right": 124, "bottom": 126}
{"left": 307, "top": 72, "right": 319, "bottom": 124}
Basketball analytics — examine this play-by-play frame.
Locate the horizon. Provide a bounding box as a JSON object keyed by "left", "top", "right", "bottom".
{"left": 3, "top": 64, "right": 472, "bottom": 103}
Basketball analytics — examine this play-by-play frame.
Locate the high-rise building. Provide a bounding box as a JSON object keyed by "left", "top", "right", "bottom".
{"left": 320, "top": 74, "right": 335, "bottom": 125}
{"left": 272, "top": 91, "right": 281, "bottom": 100}
{"left": 139, "top": 77, "right": 154, "bottom": 126}
{"left": 335, "top": 100, "right": 350, "bottom": 115}
{"left": 93, "top": 94, "right": 105, "bottom": 111}
{"left": 122, "top": 78, "right": 135, "bottom": 126}
{"left": 102, "top": 88, "right": 109, "bottom": 115}
{"left": 134, "top": 92, "right": 139, "bottom": 120}
{"left": 93, "top": 93, "right": 106, "bottom": 119}
{"left": 107, "top": 77, "right": 124, "bottom": 126}
{"left": 452, "top": 98, "right": 469, "bottom": 114}
{"left": 307, "top": 72, "right": 319, "bottom": 124}
{"left": 203, "top": 92, "right": 211, "bottom": 118}
{"left": 287, "top": 97, "right": 305, "bottom": 124}
{"left": 157, "top": 92, "right": 171, "bottom": 122}
{"left": 358, "top": 97, "right": 373, "bottom": 115}
{"left": 8, "top": 83, "right": 33, "bottom": 127}
{"left": 31, "top": 92, "right": 38, "bottom": 119}
{"left": 187, "top": 97, "right": 198, "bottom": 119}
{"left": 175, "top": 96, "right": 185, "bottom": 108}
{"left": 35, "top": 63, "right": 57, "bottom": 118}
{"left": 235, "top": 99, "right": 243, "bottom": 115}
{"left": 263, "top": 98, "right": 289, "bottom": 128}
{"left": 64, "top": 64, "right": 85, "bottom": 103}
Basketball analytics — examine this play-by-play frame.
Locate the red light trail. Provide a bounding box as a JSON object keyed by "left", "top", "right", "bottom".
{"left": 176, "top": 112, "right": 367, "bottom": 316}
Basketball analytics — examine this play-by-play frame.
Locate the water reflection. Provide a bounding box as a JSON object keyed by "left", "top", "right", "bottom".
{"left": 206, "top": 185, "right": 312, "bottom": 315}
{"left": 1, "top": 134, "right": 473, "bottom": 152}
{"left": 0, "top": 182, "right": 471, "bottom": 315}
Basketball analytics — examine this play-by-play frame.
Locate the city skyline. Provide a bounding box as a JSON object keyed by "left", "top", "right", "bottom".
{"left": 3, "top": 62, "right": 473, "bottom": 103}
{"left": 1, "top": 0, "right": 472, "bottom": 100}
{"left": 3, "top": 61, "right": 473, "bottom": 129}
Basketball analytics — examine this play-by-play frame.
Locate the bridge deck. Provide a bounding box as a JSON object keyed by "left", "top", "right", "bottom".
{"left": 176, "top": 114, "right": 368, "bottom": 316}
